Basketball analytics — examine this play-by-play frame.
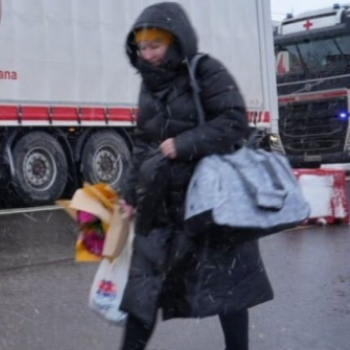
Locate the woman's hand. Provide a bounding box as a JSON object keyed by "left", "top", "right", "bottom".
{"left": 160, "top": 138, "right": 177, "bottom": 159}
{"left": 120, "top": 199, "right": 136, "bottom": 218}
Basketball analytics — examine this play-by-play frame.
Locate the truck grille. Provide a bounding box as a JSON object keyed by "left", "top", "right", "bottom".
{"left": 278, "top": 97, "right": 348, "bottom": 155}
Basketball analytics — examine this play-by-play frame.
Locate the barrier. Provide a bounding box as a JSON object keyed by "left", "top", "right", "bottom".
{"left": 294, "top": 169, "right": 349, "bottom": 225}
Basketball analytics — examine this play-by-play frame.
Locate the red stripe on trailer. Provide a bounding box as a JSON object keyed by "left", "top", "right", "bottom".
{"left": 0, "top": 105, "right": 151, "bottom": 124}
{"left": 279, "top": 90, "right": 348, "bottom": 104}
{"left": 247, "top": 111, "right": 253, "bottom": 122}
{"left": 0, "top": 105, "right": 18, "bottom": 121}
{"left": 256, "top": 112, "right": 260, "bottom": 123}
{"left": 247, "top": 111, "right": 259, "bottom": 123}
{"left": 51, "top": 107, "right": 78, "bottom": 121}
{"left": 108, "top": 108, "right": 134, "bottom": 122}
{"left": 80, "top": 107, "right": 106, "bottom": 122}
{"left": 247, "top": 111, "right": 270, "bottom": 124}
{"left": 21, "top": 106, "right": 49, "bottom": 121}
{"left": 262, "top": 111, "right": 270, "bottom": 123}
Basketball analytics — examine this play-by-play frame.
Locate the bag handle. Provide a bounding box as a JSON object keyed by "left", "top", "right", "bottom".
{"left": 258, "top": 149, "right": 297, "bottom": 184}
{"left": 222, "top": 153, "right": 287, "bottom": 210}
{"left": 259, "top": 157, "right": 285, "bottom": 192}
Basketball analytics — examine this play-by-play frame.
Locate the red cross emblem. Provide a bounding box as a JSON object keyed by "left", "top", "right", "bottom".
{"left": 303, "top": 20, "right": 313, "bottom": 30}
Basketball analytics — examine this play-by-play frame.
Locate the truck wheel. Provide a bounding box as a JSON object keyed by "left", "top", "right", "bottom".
{"left": 12, "top": 132, "right": 68, "bottom": 205}
{"left": 81, "top": 131, "right": 130, "bottom": 190}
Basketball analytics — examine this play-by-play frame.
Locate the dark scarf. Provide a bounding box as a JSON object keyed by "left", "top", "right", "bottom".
{"left": 136, "top": 42, "right": 187, "bottom": 92}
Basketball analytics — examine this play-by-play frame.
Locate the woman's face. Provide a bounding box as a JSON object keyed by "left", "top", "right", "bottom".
{"left": 138, "top": 40, "right": 168, "bottom": 66}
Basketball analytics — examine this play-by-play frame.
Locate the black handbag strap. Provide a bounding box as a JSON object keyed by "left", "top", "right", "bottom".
{"left": 187, "top": 54, "right": 250, "bottom": 148}
{"left": 187, "top": 54, "right": 207, "bottom": 126}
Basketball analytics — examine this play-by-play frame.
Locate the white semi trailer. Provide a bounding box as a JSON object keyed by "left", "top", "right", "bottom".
{"left": 0, "top": 0, "right": 278, "bottom": 205}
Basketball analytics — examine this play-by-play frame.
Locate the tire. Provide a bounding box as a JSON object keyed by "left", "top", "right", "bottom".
{"left": 81, "top": 131, "right": 130, "bottom": 190}
{"left": 12, "top": 132, "right": 68, "bottom": 205}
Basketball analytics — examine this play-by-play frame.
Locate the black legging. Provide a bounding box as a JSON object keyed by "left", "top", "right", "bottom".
{"left": 120, "top": 309, "right": 249, "bottom": 350}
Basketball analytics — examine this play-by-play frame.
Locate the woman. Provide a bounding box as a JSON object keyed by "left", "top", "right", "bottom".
{"left": 119, "top": 3, "right": 273, "bottom": 350}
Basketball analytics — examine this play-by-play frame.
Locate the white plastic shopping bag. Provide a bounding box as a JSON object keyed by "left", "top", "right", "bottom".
{"left": 88, "top": 221, "right": 134, "bottom": 326}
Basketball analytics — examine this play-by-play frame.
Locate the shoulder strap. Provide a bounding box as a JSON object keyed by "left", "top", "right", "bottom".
{"left": 187, "top": 54, "right": 207, "bottom": 126}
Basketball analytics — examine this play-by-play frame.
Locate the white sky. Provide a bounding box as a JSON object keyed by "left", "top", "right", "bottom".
{"left": 271, "top": 0, "right": 350, "bottom": 20}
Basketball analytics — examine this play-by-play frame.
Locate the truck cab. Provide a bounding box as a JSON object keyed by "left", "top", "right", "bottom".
{"left": 272, "top": 3, "right": 350, "bottom": 167}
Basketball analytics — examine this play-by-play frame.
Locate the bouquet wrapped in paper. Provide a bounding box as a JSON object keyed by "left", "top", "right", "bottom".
{"left": 57, "top": 183, "right": 130, "bottom": 262}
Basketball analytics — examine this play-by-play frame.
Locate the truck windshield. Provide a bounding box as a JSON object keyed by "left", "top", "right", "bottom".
{"left": 275, "top": 34, "right": 350, "bottom": 75}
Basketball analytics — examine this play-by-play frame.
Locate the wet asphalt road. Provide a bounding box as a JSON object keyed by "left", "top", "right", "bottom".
{"left": 0, "top": 209, "right": 349, "bottom": 350}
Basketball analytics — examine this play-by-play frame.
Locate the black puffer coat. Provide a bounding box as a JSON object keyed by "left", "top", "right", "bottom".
{"left": 120, "top": 2, "right": 273, "bottom": 326}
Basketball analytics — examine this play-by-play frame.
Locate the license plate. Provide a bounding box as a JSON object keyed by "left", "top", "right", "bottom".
{"left": 304, "top": 155, "right": 322, "bottom": 162}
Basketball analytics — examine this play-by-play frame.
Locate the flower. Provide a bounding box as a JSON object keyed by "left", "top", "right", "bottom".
{"left": 77, "top": 211, "right": 99, "bottom": 224}
{"left": 57, "top": 182, "right": 119, "bottom": 262}
{"left": 82, "top": 230, "right": 105, "bottom": 256}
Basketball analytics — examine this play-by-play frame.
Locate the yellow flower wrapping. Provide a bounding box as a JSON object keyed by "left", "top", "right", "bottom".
{"left": 57, "top": 182, "right": 119, "bottom": 262}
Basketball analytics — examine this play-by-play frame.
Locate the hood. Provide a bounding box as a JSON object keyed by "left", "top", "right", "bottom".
{"left": 126, "top": 2, "right": 198, "bottom": 67}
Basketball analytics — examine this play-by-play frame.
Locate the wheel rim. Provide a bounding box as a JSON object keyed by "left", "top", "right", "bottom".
{"left": 23, "top": 147, "right": 57, "bottom": 191}
{"left": 94, "top": 146, "right": 123, "bottom": 185}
